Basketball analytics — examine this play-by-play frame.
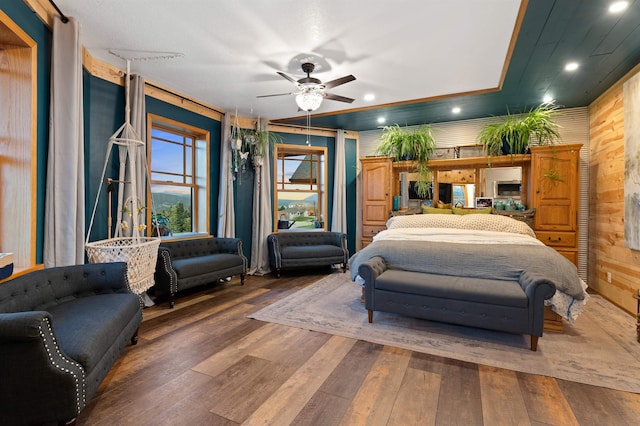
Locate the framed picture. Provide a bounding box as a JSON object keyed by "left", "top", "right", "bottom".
{"left": 475, "top": 197, "right": 493, "bottom": 208}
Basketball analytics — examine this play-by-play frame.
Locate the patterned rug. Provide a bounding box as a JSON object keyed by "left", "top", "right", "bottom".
{"left": 249, "top": 272, "right": 640, "bottom": 393}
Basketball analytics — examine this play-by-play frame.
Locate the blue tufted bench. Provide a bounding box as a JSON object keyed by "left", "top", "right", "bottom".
{"left": 358, "top": 256, "right": 556, "bottom": 351}
{"left": 0, "top": 262, "right": 142, "bottom": 425}
{"left": 153, "top": 237, "right": 247, "bottom": 308}
{"left": 267, "top": 231, "right": 349, "bottom": 278}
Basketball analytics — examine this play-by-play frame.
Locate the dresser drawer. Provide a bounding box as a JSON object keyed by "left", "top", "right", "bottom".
{"left": 362, "top": 225, "right": 386, "bottom": 239}
{"left": 536, "top": 231, "right": 576, "bottom": 248}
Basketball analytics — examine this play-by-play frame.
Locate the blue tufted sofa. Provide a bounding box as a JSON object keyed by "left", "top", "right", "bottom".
{"left": 0, "top": 262, "right": 142, "bottom": 425}
{"left": 267, "top": 231, "right": 349, "bottom": 278}
{"left": 358, "top": 256, "right": 556, "bottom": 351}
{"left": 153, "top": 237, "right": 247, "bottom": 308}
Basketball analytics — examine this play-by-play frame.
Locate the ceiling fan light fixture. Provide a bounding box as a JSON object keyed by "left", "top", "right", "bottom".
{"left": 296, "top": 91, "right": 323, "bottom": 112}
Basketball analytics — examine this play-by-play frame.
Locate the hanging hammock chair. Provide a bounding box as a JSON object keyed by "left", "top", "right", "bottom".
{"left": 85, "top": 59, "right": 160, "bottom": 295}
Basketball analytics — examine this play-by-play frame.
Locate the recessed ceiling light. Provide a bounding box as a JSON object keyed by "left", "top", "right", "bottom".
{"left": 377, "top": 117, "right": 385, "bottom": 124}
{"left": 609, "top": 1, "right": 629, "bottom": 13}
{"left": 565, "top": 62, "right": 579, "bottom": 72}
{"left": 452, "top": 107, "right": 461, "bottom": 114}
{"left": 364, "top": 94, "right": 375, "bottom": 101}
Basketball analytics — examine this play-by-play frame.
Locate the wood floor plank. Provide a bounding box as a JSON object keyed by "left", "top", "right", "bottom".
{"left": 290, "top": 391, "right": 351, "bottom": 426}
{"left": 387, "top": 367, "right": 441, "bottom": 426}
{"left": 142, "top": 288, "right": 269, "bottom": 340}
{"left": 517, "top": 372, "right": 580, "bottom": 426}
{"left": 557, "top": 379, "right": 640, "bottom": 425}
{"left": 242, "top": 335, "right": 356, "bottom": 426}
{"left": 206, "top": 354, "right": 287, "bottom": 423}
{"left": 78, "top": 369, "right": 213, "bottom": 425}
{"left": 339, "top": 346, "right": 412, "bottom": 425}
{"left": 317, "top": 340, "right": 383, "bottom": 400}
{"left": 191, "top": 322, "right": 283, "bottom": 378}
{"left": 435, "top": 358, "right": 483, "bottom": 425}
{"left": 478, "top": 365, "right": 531, "bottom": 426}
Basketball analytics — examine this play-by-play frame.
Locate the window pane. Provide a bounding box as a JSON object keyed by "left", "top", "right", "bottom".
{"left": 151, "top": 184, "right": 193, "bottom": 234}
{"left": 277, "top": 191, "right": 320, "bottom": 230}
{"left": 151, "top": 139, "right": 184, "bottom": 175}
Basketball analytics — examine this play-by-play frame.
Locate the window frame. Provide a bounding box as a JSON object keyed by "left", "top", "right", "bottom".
{"left": 147, "top": 114, "right": 210, "bottom": 238}
{"left": 273, "top": 143, "right": 328, "bottom": 232}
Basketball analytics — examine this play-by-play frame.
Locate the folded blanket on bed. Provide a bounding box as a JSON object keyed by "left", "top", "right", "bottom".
{"left": 349, "top": 239, "right": 585, "bottom": 300}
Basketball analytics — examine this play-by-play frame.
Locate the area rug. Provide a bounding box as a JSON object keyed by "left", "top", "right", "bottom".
{"left": 249, "top": 273, "right": 640, "bottom": 393}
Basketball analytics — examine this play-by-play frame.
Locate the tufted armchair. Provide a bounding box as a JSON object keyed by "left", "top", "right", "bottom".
{"left": 153, "top": 236, "right": 247, "bottom": 308}
{"left": 0, "top": 262, "right": 142, "bottom": 425}
{"left": 267, "top": 231, "right": 349, "bottom": 277}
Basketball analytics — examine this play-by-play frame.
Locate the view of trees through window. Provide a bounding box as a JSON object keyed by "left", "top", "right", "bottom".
{"left": 274, "top": 144, "right": 327, "bottom": 231}
{"left": 148, "top": 116, "right": 208, "bottom": 236}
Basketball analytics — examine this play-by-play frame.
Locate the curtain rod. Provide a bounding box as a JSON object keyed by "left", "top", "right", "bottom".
{"left": 48, "top": 0, "right": 69, "bottom": 23}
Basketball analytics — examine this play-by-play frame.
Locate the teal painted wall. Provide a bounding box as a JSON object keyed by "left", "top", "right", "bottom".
{"left": 2, "top": 0, "right": 52, "bottom": 264}
{"left": 83, "top": 75, "right": 222, "bottom": 242}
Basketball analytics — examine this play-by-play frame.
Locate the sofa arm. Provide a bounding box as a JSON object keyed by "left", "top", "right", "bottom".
{"left": 154, "top": 247, "right": 178, "bottom": 296}
{"left": 0, "top": 311, "right": 86, "bottom": 424}
{"left": 519, "top": 271, "right": 557, "bottom": 336}
{"left": 328, "top": 232, "right": 349, "bottom": 262}
{"left": 267, "top": 234, "right": 282, "bottom": 270}
{"left": 358, "top": 256, "right": 387, "bottom": 310}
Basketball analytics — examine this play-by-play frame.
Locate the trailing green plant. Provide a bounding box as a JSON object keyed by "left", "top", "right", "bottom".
{"left": 478, "top": 102, "right": 561, "bottom": 156}
{"left": 375, "top": 124, "right": 436, "bottom": 198}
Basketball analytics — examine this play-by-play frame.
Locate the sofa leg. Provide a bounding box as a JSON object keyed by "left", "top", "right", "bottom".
{"left": 368, "top": 310, "right": 373, "bottom": 323}
{"left": 169, "top": 293, "right": 175, "bottom": 309}
{"left": 131, "top": 328, "right": 139, "bottom": 345}
{"left": 530, "top": 335, "right": 538, "bottom": 351}
{"left": 275, "top": 269, "right": 281, "bottom": 278}
{"left": 240, "top": 273, "right": 245, "bottom": 285}
{"left": 342, "top": 263, "right": 347, "bottom": 273}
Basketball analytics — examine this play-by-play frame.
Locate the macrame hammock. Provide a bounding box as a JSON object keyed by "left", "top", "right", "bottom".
{"left": 85, "top": 58, "right": 160, "bottom": 295}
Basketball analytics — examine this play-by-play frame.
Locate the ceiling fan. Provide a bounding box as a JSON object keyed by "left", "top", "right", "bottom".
{"left": 257, "top": 62, "right": 356, "bottom": 112}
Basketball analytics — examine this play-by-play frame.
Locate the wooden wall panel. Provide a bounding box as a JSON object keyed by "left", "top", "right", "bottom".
{"left": 589, "top": 62, "right": 640, "bottom": 314}
{"left": 0, "top": 11, "right": 37, "bottom": 270}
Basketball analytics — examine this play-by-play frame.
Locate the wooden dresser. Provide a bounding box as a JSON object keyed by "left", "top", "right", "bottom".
{"left": 530, "top": 144, "right": 582, "bottom": 266}
{"left": 360, "top": 157, "right": 392, "bottom": 247}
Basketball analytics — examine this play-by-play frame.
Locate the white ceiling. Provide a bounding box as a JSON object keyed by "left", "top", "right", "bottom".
{"left": 56, "top": 0, "right": 522, "bottom": 121}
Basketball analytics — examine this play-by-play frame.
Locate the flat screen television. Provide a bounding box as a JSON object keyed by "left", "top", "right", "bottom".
{"left": 438, "top": 182, "right": 453, "bottom": 204}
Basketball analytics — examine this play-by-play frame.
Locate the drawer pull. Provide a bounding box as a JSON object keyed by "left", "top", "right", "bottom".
{"left": 548, "top": 237, "right": 561, "bottom": 243}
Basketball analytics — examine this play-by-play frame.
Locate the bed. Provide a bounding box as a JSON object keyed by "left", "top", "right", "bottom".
{"left": 349, "top": 213, "right": 589, "bottom": 325}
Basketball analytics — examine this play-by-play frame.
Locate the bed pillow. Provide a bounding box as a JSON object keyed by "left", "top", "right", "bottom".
{"left": 386, "top": 211, "right": 536, "bottom": 237}
{"left": 422, "top": 206, "right": 453, "bottom": 214}
{"left": 452, "top": 207, "right": 492, "bottom": 215}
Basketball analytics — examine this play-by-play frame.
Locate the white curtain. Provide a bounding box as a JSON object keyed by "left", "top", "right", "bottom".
{"left": 44, "top": 17, "right": 84, "bottom": 267}
{"left": 119, "top": 74, "right": 147, "bottom": 236}
{"left": 331, "top": 129, "right": 347, "bottom": 233}
{"left": 249, "top": 120, "right": 272, "bottom": 275}
{"left": 218, "top": 113, "right": 235, "bottom": 237}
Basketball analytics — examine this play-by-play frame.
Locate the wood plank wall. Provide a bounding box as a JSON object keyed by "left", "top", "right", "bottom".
{"left": 589, "top": 63, "right": 640, "bottom": 315}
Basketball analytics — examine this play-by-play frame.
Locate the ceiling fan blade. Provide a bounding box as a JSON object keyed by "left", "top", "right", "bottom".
{"left": 323, "top": 75, "right": 356, "bottom": 89}
{"left": 256, "top": 92, "right": 293, "bottom": 98}
{"left": 277, "top": 71, "right": 298, "bottom": 84}
{"left": 324, "top": 93, "right": 355, "bottom": 103}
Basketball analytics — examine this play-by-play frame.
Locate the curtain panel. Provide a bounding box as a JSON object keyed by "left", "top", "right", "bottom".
{"left": 44, "top": 17, "right": 84, "bottom": 267}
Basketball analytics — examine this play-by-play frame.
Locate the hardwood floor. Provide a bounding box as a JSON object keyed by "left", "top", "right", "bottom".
{"left": 76, "top": 271, "right": 640, "bottom": 425}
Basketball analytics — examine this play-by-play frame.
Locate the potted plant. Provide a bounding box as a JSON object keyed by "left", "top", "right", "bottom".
{"left": 375, "top": 124, "right": 436, "bottom": 198}
{"left": 478, "top": 102, "right": 560, "bottom": 156}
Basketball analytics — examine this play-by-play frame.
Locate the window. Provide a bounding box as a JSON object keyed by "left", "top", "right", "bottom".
{"left": 148, "top": 115, "right": 209, "bottom": 237}
{"left": 274, "top": 144, "right": 327, "bottom": 231}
